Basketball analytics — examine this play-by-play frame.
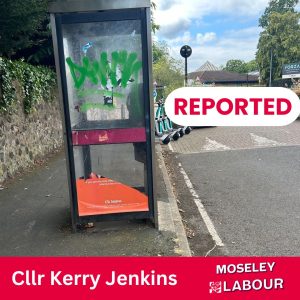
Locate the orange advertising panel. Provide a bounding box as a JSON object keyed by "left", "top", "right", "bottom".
{"left": 76, "top": 177, "right": 149, "bottom": 216}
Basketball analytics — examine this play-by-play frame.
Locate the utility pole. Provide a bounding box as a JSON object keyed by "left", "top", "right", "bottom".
{"left": 269, "top": 48, "right": 273, "bottom": 87}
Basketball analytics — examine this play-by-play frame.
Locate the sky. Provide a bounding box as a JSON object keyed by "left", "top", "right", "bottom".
{"left": 153, "top": 0, "right": 300, "bottom": 71}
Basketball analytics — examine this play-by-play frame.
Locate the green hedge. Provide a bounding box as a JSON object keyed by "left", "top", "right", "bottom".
{"left": 0, "top": 57, "right": 56, "bottom": 114}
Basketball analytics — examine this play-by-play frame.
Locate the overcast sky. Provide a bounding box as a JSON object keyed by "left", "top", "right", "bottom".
{"left": 153, "top": 0, "right": 300, "bottom": 71}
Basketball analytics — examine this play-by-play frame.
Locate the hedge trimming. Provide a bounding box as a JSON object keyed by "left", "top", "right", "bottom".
{"left": 0, "top": 57, "right": 56, "bottom": 114}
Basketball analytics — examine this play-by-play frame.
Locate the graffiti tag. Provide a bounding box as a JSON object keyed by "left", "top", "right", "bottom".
{"left": 66, "top": 50, "right": 142, "bottom": 89}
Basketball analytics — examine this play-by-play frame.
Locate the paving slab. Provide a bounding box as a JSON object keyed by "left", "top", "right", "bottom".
{"left": 0, "top": 149, "right": 184, "bottom": 256}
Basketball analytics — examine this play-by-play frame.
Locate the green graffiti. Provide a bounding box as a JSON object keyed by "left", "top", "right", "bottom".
{"left": 66, "top": 50, "right": 142, "bottom": 89}
{"left": 79, "top": 102, "right": 116, "bottom": 112}
{"left": 76, "top": 88, "right": 124, "bottom": 99}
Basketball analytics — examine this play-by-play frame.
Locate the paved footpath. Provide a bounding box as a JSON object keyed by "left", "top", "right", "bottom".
{"left": 169, "top": 122, "right": 300, "bottom": 154}
{"left": 0, "top": 150, "right": 181, "bottom": 256}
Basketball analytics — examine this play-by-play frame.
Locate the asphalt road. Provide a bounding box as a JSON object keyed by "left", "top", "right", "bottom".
{"left": 163, "top": 121, "right": 300, "bottom": 256}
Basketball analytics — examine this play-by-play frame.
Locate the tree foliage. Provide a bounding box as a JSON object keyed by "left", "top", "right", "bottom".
{"left": 259, "top": 0, "right": 299, "bottom": 28}
{"left": 0, "top": 0, "right": 159, "bottom": 65}
{"left": 245, "top": 60, "right": 259, "bottom": 73}
{"left": 223, "top": 60, "right": 247, "bottom": 73}
{"left": 151, "top": 3, "right": 183, "bottom": 97}
{"left": 256, "top": 9, "right": 300, "bottom": 83}
{"left": 0, "top": 0, "right": 49, "bottom": 58}
{"left": 151, "top": 2, "right": 160, "bottom": 34}
{"left": 153, "top": 42, "right": 169, "bottom": 64}
{"left": 0, "top": 57, "right": 56, "bottom": 114}
{"left": 153, "top": 42, "right": 183, "bottom": 97}
{"left": 223, "top": 59, "right": 258, "bottom": 73}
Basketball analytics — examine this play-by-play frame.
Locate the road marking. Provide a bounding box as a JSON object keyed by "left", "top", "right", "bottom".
{"left": 178, "top": 162, "right": 224, "bottom": 247}
{"left": 168, "top": 142, "right": 174, "bottom": 152}
{"left": 203, "top": 138, "right": 230, "bottom": 151}
{"left": 250, "top": 133, "right": 285, "bottom": 147}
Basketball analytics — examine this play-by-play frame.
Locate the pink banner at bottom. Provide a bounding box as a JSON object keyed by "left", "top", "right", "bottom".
{"left": 0, "top": 257, "right": 298, "bottom": 300}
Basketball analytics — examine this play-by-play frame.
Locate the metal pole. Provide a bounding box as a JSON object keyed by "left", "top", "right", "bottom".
{"left": 269, "top": 48, "right": 273, "bottom": 87}
{"left": 185, "top": 57, "right": 188, "bottom": 86}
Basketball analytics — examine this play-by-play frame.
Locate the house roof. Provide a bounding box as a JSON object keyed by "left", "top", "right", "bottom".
{"left": 248, "top": 70, "right": 260, "bottom": 77}
{"left": 195, "top": 61, "right": 220, "bottom": 72}
{"left": 188, "top": 70, "right": 259, "bottom": 83}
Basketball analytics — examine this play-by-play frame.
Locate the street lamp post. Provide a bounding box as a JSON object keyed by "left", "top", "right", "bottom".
{"left": 180, "top": 45, "right": 192, "bottom": 86}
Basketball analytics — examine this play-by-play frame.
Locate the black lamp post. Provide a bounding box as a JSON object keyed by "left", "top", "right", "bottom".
{"left": 180, "top": 45, "right": 192, "bottom": 86}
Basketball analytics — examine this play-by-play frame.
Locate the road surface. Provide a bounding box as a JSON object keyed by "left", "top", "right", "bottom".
{"left": 163, "top": 121, "right": 300, "bottom": 256}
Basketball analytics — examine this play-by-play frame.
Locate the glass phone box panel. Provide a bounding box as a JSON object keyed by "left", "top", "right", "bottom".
{"left": 73, "top": 143, "right": 149, "bottom": 216}
{"left": 62, "top": 19, "right": 145, "bottom": 131}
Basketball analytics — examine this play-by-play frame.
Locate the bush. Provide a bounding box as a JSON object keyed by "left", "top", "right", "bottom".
{"left": 0, "top": 57, "right": 56, "bottom": 114}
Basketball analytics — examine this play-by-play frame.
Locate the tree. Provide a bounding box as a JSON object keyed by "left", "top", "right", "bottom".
{"left": 256, "top": 11, "right": 300, "bottom": 83}
{"left": 151, "top": 4, "right": 182, "bottom": 96}
{"left": 245, "top": 60, "right": 259, "bottom": 73}
{"left": 0, "top": 0, "right": 49, "bottom": 58}
{"left": 223, "top": 59, "right": 259, "bottom": 73}
{"left": 259, "top": 0, "right": 299, "bottom": 28}
{"left": 0, "top": 1, "right": 158, "bottom": 65}
{"left": 153, "top": 41, "right": 169, "bottom": 64}
{"left": 151, "top": 2, "right": 160, "bottom": 33}
{"left": 153, "top": 42, "right": 183, "bottom": 97}
{"left": 223, "top": 60, "right": 248, "bottom": 73}
{"left": 0, "top": 0, "right": 158, "bottom": 66}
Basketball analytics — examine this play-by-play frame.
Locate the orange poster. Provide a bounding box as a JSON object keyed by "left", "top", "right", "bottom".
{"left": 76, "top": 177, "right": 149, "bottom": 216}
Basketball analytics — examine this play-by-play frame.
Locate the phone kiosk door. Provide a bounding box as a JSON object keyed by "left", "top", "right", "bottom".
{"left": 49, "top": 0, "right": 155, "bottom": 230}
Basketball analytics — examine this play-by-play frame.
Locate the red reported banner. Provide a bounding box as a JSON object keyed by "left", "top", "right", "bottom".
{"left": 0, "top": 257, "right": 299, "bottom": 300}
